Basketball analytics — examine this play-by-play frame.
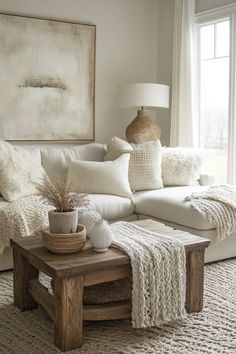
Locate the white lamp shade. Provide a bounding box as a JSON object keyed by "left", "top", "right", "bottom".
{"left": 119, "top": 83, "right": 169, "bottom": 109}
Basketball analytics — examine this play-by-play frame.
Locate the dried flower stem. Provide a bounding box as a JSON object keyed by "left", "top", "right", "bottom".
{"left": 37, "top": 175, "right": 90, "bottom": 212}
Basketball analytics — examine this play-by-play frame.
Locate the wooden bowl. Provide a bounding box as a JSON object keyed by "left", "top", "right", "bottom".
{"left": 42, "top": 224, "right": 86, "bottom": 254}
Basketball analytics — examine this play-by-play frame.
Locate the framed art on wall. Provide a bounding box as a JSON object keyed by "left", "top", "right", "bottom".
{"left": 0, "top": 13, "right": 95, "bottom": 141}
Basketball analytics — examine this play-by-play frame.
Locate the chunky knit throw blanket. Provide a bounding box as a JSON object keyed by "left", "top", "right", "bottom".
{"left": 110, "top": 221, "right": 186, "bottom": 328}
{"left": 0, "top": 196, "right": 51, "bottom": 254}
{"left": 186, "top": 185, "right": 236, "bottom": 242}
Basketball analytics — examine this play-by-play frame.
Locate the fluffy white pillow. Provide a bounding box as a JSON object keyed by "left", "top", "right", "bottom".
{"left": 0, "top": 140, "right": 45, "bottom": 202}
{"left": 67, "top": 154, "right": 132, "bottom": 198}
{"left": 162, "top": 147, "right": 203, "bottom": 186}
{"left": 105, "top": 137, "right": 163, "bottom": 191}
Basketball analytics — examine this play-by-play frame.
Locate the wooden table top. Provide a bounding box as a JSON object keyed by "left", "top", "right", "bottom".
{"left": 10, "top": 219, "right": 210, "bottom": 278}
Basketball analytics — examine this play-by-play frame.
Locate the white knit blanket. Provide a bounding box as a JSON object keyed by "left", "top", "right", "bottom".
{"left": 0, "top": 196, "right": 51, "bottom": 254}
{"left": 110, "top": 221, "right": 186, "bottom": 328}
{"left": 186, "top": 185, "right": 236, "bottom": 242}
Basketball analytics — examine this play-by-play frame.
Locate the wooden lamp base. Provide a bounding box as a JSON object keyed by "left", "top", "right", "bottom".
{"left": 125, "top": 110, "right": 161, "bottom": 144}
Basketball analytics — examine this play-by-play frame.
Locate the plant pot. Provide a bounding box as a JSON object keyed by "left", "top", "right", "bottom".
{"left": 42, "top": 224, "right": 86, "bottom": 254}
{"left": 48, "top": 209, "right": 78, "bottom": 234}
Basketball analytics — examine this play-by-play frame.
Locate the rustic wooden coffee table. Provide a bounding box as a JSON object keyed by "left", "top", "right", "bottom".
{"left": 11, "top": 219, "right": 210, "bottom": 352}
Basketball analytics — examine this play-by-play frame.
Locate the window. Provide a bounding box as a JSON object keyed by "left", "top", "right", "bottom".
{"left": 198, "top": 20, "right": 230, "bottom": 183}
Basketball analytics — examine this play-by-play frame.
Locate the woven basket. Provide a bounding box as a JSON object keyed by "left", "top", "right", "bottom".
{"left": 51, "top": 278, "right": 132, "bottom": 305}
{"left": 42, "top": 224, "right": 86, "bottom": 254}
{"left": 83, "top": 278, "right": 132, "bottom": 305}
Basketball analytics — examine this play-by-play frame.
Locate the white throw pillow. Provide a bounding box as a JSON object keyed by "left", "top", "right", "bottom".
{"left": 105, "top": 137, "right": 163, "bottom": 191}
{"left": 0, "top": 140, "right": 45, "bottom": 202}
{"left": 41, "top": 143, "right": 106, "bottom": 181}
{"left": 162, "top": 147, "right": 203, "bottom": 186}
{"left": 67, "top": 154, "right": 132, "bottom": 198}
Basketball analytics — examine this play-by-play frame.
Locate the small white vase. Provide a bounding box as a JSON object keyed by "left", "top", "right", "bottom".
{"left": 89, "top": 219, "right": 112, "bottom": 252}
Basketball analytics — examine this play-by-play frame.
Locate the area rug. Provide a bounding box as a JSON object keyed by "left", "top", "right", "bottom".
{"left": 0, "top": 259, "right": 236, "bottom": 354}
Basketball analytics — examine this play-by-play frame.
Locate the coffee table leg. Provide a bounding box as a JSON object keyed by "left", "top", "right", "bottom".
{"left": 54, "top": 275, "right": 84, "bottom": 352}
{"left": 13, "top": 249, "right": 39, "bottom": 310}
{"left": 186, "top": 249, "right": 205, "bottom": 313}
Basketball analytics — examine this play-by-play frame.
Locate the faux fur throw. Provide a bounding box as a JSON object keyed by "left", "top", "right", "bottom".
{"left": 0, "top": 140, "right": 45, "bottom": 202}
{"left": 0, "top": 196, "right": 51, "bottom": 254}
{"left": 110, "top": 221, "right": 186, "bottom": 328}
{"left": 186, "top": 185, "right": 236, "bottom": 242}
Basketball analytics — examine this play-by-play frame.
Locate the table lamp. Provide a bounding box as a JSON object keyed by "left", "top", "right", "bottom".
{"left": 119, "top": 83, "right": 169, "bottom": 143}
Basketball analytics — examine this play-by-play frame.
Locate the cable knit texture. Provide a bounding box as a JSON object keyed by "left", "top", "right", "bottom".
{"left": 105, "top": 136, "right": 163, "bottom": 191}
{"left": 186, "top": 185, "right": 236, "bottom": 242}
{"left": 110, "top": 221, "right": 186, "bottom": 328}
{"left": 0, "top": 196, "right": 51, "bottom": 254}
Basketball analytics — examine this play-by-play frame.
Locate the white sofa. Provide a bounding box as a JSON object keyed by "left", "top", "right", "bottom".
{"left": 0, "top": 142, "right": 235, "bottom": 271}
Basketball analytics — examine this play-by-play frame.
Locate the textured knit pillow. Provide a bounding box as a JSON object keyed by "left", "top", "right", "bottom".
{"left": 162, "top": 147, "right": 203, "bottom": 186}
{"left": 67, "top": 154, "right": 132, "bottom": 198}
{"left": 0, "top": 140, "right": 45, "bottom": 202}
{"left": 105, "top": 137, "right": 163, "bottom": 191}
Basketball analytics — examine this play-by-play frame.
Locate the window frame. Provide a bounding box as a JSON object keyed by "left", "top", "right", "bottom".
{"left": 195, "top": 4, "right": 236, "bottom": 185}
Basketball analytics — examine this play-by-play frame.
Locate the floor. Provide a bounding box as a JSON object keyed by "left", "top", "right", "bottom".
{"left": 0, "top": 259, "right": 235, "bottom": 354}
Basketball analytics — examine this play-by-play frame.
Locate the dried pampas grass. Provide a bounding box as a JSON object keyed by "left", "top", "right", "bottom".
{"left": 37, "top": 175, "right": 90, "bottom": 212}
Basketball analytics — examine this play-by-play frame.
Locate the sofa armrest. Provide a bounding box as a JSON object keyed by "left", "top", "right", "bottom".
{"left": 199, "top": 174, "right": 215, "bottom": 186}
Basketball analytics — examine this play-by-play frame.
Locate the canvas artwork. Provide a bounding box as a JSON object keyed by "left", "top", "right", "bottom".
{"left": 0, "top": 14, "right": 95, "bottom": 141}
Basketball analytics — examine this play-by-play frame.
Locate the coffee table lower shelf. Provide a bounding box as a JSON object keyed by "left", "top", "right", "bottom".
{"left": 30, "top": 277, "right": 131, "bottom": 322}
{"left": 11, "top": 220, "right": 210, "bottom": 352}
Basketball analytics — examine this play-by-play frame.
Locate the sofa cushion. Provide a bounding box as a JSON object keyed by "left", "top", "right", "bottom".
{"left": 68, "top": 154, "right": 132, "bottom": 199}
{"left": 105, "top": 136, "right": 163, "bottom": 191}
{"left": 134, "top": 186, "right": 215, "bottom": 231}
{"left": 40, "top": 143, "right": 106, "bottom": 181}
{"left": 0, "top": 141, "right": 45, "bottom": 202}
{"left": 162, "top": 147, "right": 203, "bottom": 186}
{"left": 88, "top": 194, "right": 134, "bottom": 221}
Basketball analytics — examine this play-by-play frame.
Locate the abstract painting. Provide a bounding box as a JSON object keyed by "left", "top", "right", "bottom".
{"left": 0, "top": 13, "right": 95, "bottom": 141}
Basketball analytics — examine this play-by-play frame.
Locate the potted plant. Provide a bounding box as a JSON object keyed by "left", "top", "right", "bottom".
{"left": 37, "top": 175, "right": 90, "bottom": 234}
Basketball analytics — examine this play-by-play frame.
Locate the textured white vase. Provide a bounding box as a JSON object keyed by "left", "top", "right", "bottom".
{"left": 89, "top": 219, "right": 112, "bottom": 252}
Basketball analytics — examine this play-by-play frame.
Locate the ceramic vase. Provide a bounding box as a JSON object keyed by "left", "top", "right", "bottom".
{"left": 48, "top": 209, "right": 78, "bottom": 234}
{"left": 89, "top": 219, "right": 112, "bottom": 252}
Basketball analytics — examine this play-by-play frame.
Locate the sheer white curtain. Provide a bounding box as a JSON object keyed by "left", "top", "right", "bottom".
{"left": 170, "top": 0, "right": 196, "bottom": 147}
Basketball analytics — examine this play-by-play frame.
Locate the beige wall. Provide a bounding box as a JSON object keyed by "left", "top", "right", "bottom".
{"left": 2, "top": 0, "right": 234, "bottom": 148}
{"left": 0, "top": 0, "right": 159, "bottom": 145}
{"left": 196, "top": 0, "right": 236, "bottom": 13}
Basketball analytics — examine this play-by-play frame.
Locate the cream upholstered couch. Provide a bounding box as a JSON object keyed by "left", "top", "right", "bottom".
{"left": 0, "top": 142, "right": 235, "bottom": 271}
